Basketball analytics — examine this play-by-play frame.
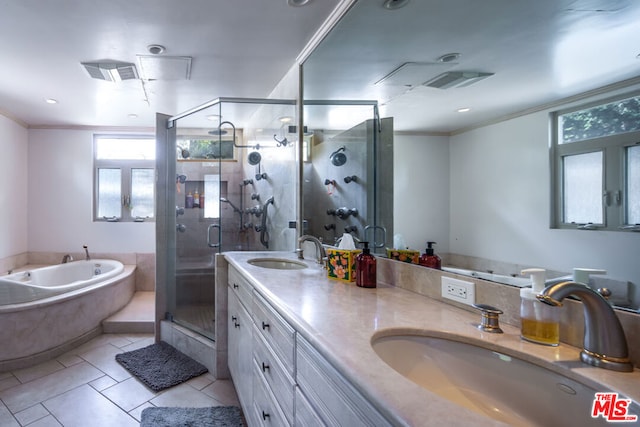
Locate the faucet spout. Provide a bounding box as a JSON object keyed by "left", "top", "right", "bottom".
{"left": 83, "top": 245, "right": 91, "bottom": 261}
{"left": 537, "top": 281, "right": 633, "bottom": 372}
{"left": 297, "top": 235, "right": 327, "bottom": 265}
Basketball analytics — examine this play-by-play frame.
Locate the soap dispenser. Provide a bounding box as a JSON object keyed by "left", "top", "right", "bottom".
{"left": 356, "top": 242, "right": 376, "bottom": 288}
{"left": 520, "top": 268, "right": 559, "bottom": 346}
{"left": 419, "top": 242, "right": 441, "bottom": 270}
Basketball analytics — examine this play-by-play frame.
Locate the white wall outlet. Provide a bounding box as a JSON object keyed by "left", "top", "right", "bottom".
{"left": 441, "top": 276, "right": 475, "bottom": 306}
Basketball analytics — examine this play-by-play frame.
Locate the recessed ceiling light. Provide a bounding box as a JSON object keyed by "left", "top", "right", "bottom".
{"left": 288, "top": 0, "right": 311, "bottom": 6}
{"left": 383, "top": 0, "right": 410, "bottom": 10}
{"left": 206, "top": 114, "right": 221, "bottom": 121}
{"left": 457, "top": 108, "right": 471, "bottom": 113}
{"left": 147, "top": 44, "right": 166, "bottom": 55}
{"left": 279, "top": 116, "right": 293, "bottom": 123}
{"left": 128, "top": 113, "right": 138, "bottom": 119}
{"left": 437, "top": 53, "right": 461, "bottom": 63}
{"left": 44, "top": 98, "right": 58, "bottom": 104}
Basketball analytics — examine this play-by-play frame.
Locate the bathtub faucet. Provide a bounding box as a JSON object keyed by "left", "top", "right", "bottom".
{"left": 61, "top": 254, "right": 74, "bottom": 264}
{"left": 83, "top": 245, "right": 91, "bottom": 261}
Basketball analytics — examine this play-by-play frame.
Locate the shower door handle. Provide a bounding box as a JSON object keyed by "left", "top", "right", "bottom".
{"left": 207, "top": 223, "right": 221, "bottom": 248}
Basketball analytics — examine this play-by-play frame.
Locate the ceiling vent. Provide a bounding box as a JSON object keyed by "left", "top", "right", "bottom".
{"left": 81, "top": 61, "right": 139, "bottom": 82}
{"left": 423, "top": 71, "right": 494, "bottom": 89}
{"left": 137, "top": 55, "right": 192, "bottom": 81}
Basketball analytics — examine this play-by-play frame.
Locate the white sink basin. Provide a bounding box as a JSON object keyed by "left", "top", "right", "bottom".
{"left": 247, "top": 258, "right": 308, "bottom": 270}
{"left": 372, "top": 332, "right": 639, "bottom": 426}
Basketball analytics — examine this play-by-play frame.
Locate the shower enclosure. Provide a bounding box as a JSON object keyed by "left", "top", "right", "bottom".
{"left": 156, "top": 98, "right": 298, "bottom": 340}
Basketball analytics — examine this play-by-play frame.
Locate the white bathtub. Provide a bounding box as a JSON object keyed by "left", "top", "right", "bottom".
{"left": 1, "top": 259, "right": 124, "bottom": 305}
{"left": 0, "top": 260, "right": 135, "bottom": 371}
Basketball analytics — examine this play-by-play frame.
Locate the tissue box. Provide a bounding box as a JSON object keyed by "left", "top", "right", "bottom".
{"left": 327, "top": 249, "right": 361, "bottom": 282}
{"left": 386, "top": 249, "right": 420, "bottom": 264}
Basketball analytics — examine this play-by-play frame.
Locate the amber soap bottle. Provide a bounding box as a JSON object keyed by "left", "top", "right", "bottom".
{"left": 356, "top": 242, "right": 376, "bottom": 288}
{"left": 419, "top": 241, "right": 441, "bottom": 269}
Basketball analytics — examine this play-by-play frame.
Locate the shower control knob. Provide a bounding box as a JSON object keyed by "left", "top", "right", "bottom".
{"left": 324, "top": 179, "right": 336, "bottom": 186}
{"left": 175, "top": 206, "right": 185, "bottom": 216}
{"left": 344, "top": 225, "right": 357, "bottom": 233}
{"left": 255, "top": 172, "right": 267, "bottom": 181}
{"left": 326, "top": 208, "right": 337, "bottom": 216}
{"left": 251, "top": 193, "right": 260, "bottom": 200}
{"left": 324, "top": 224, "right": 336, "bottom": 231}
{"left": 336, "top": 207, "right": 358, "bottom": 219}
{"left": 344, "top": 175, "right": 357, "bottom": 183}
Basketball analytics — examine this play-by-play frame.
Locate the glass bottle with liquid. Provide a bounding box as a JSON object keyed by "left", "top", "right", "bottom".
{"left": 520, "top": 268, "right": 559, "bottom": 346}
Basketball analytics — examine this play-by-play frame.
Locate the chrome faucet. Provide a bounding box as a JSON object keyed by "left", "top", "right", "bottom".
{"left": 61, "top": 254, "right": 74, "bottom": 263}
{"left": 537, "top": 281, "right": 633, "bottom": 372}
{"left": 83, "top": 245, "right": 91, "bottom": 261}
{"left": 297, "top": 235, "right": 327, "bottom": 265}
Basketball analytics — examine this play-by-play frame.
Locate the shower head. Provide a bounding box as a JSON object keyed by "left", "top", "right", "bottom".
{"left": 330, "top": 146, "right": 347, "bottom": 167}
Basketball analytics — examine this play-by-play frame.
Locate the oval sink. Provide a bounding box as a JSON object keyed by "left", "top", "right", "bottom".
{"left": 372, "top": 332, "right": 639, "bottom": 426}
{"left": 247, "top": 258, "right": 308, "bottom": 270}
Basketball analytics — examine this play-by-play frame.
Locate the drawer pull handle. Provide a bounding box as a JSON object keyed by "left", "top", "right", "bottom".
{"left": 231, "top": 316, "right": 237, "bottom": 322}
{"left": 262, "top": 362, "right": 270, "bottom": 372}
{"left": 233, "top": 283, "right": 239, "bottom": 289}
{"left": 262, "top": 411, "right": 270, "bottom": 421}
{"left": 262, "top": 321, "right": 270, "bottom": 330}
{"left": 234, "top": 322, "right": 240, "bottom": 328}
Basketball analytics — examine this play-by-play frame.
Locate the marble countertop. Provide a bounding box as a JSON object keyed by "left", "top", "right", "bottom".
{"left": 225, "top": 251, "right": 640, "bottom": 426}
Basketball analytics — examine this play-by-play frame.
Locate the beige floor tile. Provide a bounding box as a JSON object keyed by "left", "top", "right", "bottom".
{"left": 78, "top": 344, "right": 131, "bottom": 382}
{"left": 101, "top": 377, "right": 156, "bottom": 412}
{"left": 55, "top": 353, "right": 83, "bottom": 368}
{"left": 14, "top": 403, "right": 49, "bottom": 425}
{"left": 0, "top": 362, "right": 103, "bottom": 413}
{"left": 186, "top": 372, "right": 215, "bottom": 391}
{"left": 68, "top": 335, "right": 132, "bottom": 356}
{"left": 0, "top": 376, "right": 20, "bottom": 392}
{"left": 128, "top": 401, "right": 155, "bottom": 422}
{"left": 150, "top": 383, "right": 220, "bottom": 408}
{"left": 13, "top": 360, "right": 65, "bottom": 384}
{"left": 201, "top": 379, "right": 241, "bottom": 406}
{"left": 43, "top": 384, "right": 138, "bottom": 427}
{"left": 25, "top": 415, "right": 63, "bottom": 427}
{"left": 118, "top": 336, "right": 155, "bottom": 353}
{"left": 0, "top": 402, "right": 19, "bottom": 427}
{"left": 89, "top": 375, "right": 118, "bottom": 392}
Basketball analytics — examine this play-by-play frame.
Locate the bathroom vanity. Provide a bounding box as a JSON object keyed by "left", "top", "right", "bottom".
{"left": 223, "top": 251, "right": 640, "bottom": 426}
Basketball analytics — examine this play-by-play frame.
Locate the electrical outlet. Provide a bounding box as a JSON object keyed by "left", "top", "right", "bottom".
{"left": 441, "top": 276, "right": 475, "bottom": 306}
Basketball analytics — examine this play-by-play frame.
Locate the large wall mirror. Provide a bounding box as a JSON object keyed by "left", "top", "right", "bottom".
{"left": 301, "top": 0, "right": 640, "bottom": 312}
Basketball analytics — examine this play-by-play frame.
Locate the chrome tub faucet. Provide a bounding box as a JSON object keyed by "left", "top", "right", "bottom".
{"left": 83, "top": 245, "right": 91, "bottom": 261}
{"left": 537, "top": 281, "right": 633, "bottom": 372}
{"left": 61, "top": 254, "right": 74, "bottom": 263}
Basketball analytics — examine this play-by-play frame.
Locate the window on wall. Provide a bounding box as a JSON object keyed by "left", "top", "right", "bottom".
{"left": 552, "top": 94, "right": 640, "bottom": 231}
{"left": 94, "top": 136, "right": 155, "bottom": 222}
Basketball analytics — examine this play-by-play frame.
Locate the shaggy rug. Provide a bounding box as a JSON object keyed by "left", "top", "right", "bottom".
{"left": 115, "top": 341, "right": 208, "bottom": 392}
{"left": 140, "top": 406, "right": 244, "bottom": 427}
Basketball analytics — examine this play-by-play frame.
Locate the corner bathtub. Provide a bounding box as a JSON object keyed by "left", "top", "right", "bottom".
{"left": 0, "top": 260, "right": 135, "bottom": 371}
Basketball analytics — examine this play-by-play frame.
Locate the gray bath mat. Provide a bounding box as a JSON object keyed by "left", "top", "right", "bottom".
{"left": 140, "top": 406, "right": 244, "bottom": 427}
{"left": 115, "top": 341, "right": 208, "bottom": 392}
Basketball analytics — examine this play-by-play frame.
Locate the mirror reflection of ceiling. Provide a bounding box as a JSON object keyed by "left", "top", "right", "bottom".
{"left": 303, "top": 0, "right": 640, "bottom": 133}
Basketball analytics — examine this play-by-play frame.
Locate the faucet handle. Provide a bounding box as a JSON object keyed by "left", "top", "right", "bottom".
{"left": 473, "top": 303, "right": 504, "bottom": 334}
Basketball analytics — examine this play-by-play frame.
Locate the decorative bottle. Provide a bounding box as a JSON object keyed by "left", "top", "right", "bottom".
{"left": 520, "top": 268, "right": 559, "bottom": 346}
{"left": 419, "top": 242, "right": 441, "bottom": 269}
{"left": 356, "top": 242, "right": 376, "bottom": 288}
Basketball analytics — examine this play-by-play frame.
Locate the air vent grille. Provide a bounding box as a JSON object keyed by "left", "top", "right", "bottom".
{"left": 81, "top": 61, "right": 139, "bottom": 81}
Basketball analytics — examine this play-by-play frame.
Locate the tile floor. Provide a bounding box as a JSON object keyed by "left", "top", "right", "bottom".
{"left": 0, "top": 334, "right": 240, "bottom": 427}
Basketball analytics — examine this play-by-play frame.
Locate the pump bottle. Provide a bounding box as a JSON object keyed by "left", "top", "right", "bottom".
{"left": 419, "top": 242, "right": 441, "bottom": 269}
{"left": 520, "top": 268, "right": 559, "bottom": 346}
{"left": 356, "top": 242, "right": 376, "bottom": 288}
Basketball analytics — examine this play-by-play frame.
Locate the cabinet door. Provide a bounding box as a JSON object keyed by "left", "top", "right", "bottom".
{"left": 252, "top": 361, "right": 290, "bottom": 427}
{"left": 228, "top": 289, "right": 255, "bottom": 424}
{"left": 294, "top": 386, "right": 325, "bottom": 427}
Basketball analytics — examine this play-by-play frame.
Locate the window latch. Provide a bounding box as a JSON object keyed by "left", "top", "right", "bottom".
{"left": 619, "top": 224, "right": 640, "bottom": 232}
{"left": 572, "top": 222, "right": 599, "bottom": 230}
{"left": 103, "top": 216, "right": 120, "bottom": 222}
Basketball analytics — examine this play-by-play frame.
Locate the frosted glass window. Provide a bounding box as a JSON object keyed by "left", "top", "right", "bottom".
{"left": 204, "top": 174, "right": 220, "bottom": 219}
{"left": 563, "top": 151, "right": 603, "bottom": 224}
{"left": 97, "top": 168, "right": 121, "bottom": 218}
{"left": 96, "top": 138, "right": 155, "bottom": 160}
{"left": 131, "top": 168, "right": 155, "bottom": 219}
{"left": 627, "top": 145, "right": 640, "bottom": 224}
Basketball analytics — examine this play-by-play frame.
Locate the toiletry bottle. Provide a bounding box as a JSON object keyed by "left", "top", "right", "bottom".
{"left": 573, "top": 267, "right": 606, "bottom": 290}
{"left": 356, "top": 242, "right": 376, "bottom": 288}
{"left": 185, "top": 191, "right": 194, "bottom": 209}
{"left": 520, "top": 268, "right": 559, "bottom": 346}
{"left": 193, "top": 188, "right": 200, "bottom": 208}
{"left": 419, "top": 242, "right": 441, "bottom": 269}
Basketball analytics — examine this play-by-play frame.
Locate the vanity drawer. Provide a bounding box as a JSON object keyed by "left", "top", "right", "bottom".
{"left": 252, "top": 291, "right": 295, "bottom": 377}
{"left": 294, "top": 386, "right": 324, "bottom": 427}
{"left": 296, "top": 335, "right": 391, "bottom": 427}
{"left": 253, "top": 330, "right": 295, "bottom": 424}
{"left": 252, "top": 360, "right": 290, "bottom": 427}
{"left": 229, "top": 265, "right": 253, "bottom": 309}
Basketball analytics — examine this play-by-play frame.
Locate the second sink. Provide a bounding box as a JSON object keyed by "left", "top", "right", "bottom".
{"left": 371, "top": 331, "right": 639, "bottom": 426}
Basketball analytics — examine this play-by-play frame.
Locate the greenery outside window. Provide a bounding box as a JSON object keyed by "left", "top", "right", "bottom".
{"left": 94, "top": 135, "right": 155, "bottom": 222}
{"left": 552, "top": 94, "right": 640, "bottom": 231}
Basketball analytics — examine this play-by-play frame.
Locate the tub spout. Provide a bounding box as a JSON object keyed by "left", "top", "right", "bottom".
{"left": 83, "top": 245, "right": 91, "bottom": 261}
{"left": 537, "top": 281, "right": 633, "bottom": 372}
{"left": 61, "top": 254, "right": 74, "bottom": 264}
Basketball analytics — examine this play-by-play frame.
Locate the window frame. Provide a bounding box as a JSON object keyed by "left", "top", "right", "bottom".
{"left": 551, "top": 94, "right": 640, "bottom": 232}
{"left": 93, "top": 134, "right": 156, "bottom": 223}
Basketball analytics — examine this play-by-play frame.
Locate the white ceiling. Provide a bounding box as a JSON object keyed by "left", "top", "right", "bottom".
{"left": 0, "top": 0, "right": 340, "bottom": 128}
{"left": 303, "top": 0, "right": 640, "bottom": 133}
{"left": 1, "top": 0, "right": 639, "bottom": 133}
